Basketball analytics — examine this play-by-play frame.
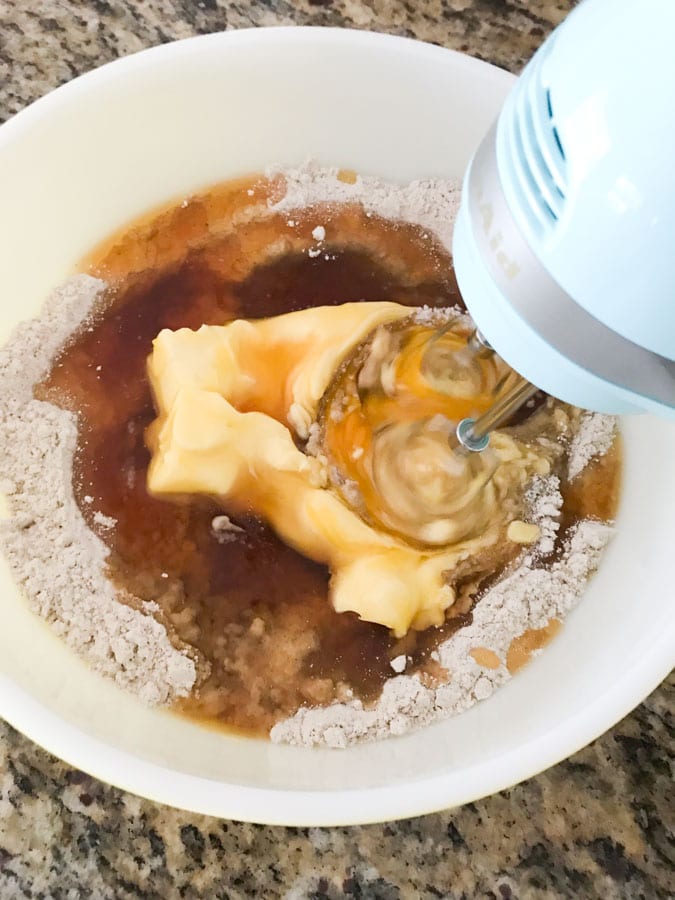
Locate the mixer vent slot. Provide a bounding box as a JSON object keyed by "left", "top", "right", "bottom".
{"left": 503, "top": 44, "right": 568, "bottom": 235}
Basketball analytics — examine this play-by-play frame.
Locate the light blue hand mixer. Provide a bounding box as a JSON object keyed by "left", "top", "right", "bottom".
{"left": 451, "top": 0, "right": 675, "bottom": 450}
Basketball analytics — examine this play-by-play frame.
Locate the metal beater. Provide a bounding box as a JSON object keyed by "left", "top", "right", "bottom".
{"left": 455, "top": 331, "right": 539, "bottom": 452}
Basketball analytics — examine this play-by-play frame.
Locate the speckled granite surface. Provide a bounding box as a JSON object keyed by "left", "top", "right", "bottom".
{"left": 0, "top": 1, "right": 673, "bottom": 897}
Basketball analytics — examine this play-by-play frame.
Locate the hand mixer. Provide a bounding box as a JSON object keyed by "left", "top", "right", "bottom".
{"left": 450, "top": 0, "right": 675, "bottom": 451}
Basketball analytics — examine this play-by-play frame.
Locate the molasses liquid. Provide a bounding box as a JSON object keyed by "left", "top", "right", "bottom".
{"left": 39, "top": 174, "right": 621, "bottom": 735}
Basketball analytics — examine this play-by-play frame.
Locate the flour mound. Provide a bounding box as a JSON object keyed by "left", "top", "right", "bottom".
{"left": 0, "top": 275, "right": 195, "bottom": 704}
{"left": 268, "top": 160, "right": 460, "bottom": 248}
{"left": 568, "top": 413, "right": 617, "bottom": 480}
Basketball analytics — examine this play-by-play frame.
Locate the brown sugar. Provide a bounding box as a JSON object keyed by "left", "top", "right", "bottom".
{"left": 0, "top": 165, "right": 622, "bottom": 744}
{"left": 470, "top": 647, "right": 502, "bottom": 670}
{"left": 506, "top": 619, "right": 563, "bottom": 674}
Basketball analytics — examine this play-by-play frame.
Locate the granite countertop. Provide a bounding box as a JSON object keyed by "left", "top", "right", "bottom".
{"left": 1, "top": 1, "right": 673, "bottom": 897}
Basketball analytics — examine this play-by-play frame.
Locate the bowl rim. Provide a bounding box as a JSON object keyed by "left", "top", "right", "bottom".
{"left": 1, "top": 635, "right": 672, "bottom": 826}
{"left": 1, "top": 25, "right": 673, "bottom": 826}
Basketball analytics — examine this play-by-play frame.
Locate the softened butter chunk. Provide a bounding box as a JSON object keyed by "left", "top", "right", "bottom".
{"left": 507, "top": 520, "right": 541, "bottom": 544}
{"left": 147, "top": 303, "right": 472, "bottom": 636}
{"left": 146, "top": 303, "right": 551, "bottom": 636}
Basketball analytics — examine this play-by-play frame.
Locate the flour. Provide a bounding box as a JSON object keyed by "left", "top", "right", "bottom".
{"left": 568, "top": 412, "right": 617, "bottom": 480}
{"left": 269, "top": 160, "right": 460, "bottom": 249}
{"left": 211, "top": 514, "right": 245, "bottom": 544}
{"left": 271, "top": 517, "right": 613, "bottom": 748}
{"left": 413, "top": 305, "right": 469, "bottom": 329}
{"left": 0, "top": 275, "right": 196, "bottom": 704}
{"left": 390, "top": 655, "right": 407, "bottom": 674}
{"left": 524, "top": 474, "right": 563, "bottom": 560}
{"left": 92, "top": 510, "right": 116, "bottom": 530}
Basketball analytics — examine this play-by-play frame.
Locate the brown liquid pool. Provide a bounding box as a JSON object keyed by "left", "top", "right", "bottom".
{"left": 39, "top": 173, "right": 621, "bottom": 736}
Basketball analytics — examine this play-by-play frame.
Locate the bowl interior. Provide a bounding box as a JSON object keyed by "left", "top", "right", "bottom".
{"left": 0, "top": 28, "right": 673, "bottom": 825}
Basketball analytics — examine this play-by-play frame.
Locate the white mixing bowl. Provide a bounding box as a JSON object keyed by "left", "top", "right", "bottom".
{"left": 0, "top": 28, "right": 673, "bottom": 826}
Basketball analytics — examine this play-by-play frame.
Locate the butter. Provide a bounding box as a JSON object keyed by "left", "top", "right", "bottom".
{"left": 149, "top": 302, "right": 409, "bottom": 427}
{"left": 506, "top": 520, "right": 541, "bottom": 544}
{"left": 146, "top": 303, "right": 554, "bottom": 636}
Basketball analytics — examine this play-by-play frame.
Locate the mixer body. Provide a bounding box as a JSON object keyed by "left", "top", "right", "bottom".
{"left": 452, "top": 0, "right": 675, "bottom": 417}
